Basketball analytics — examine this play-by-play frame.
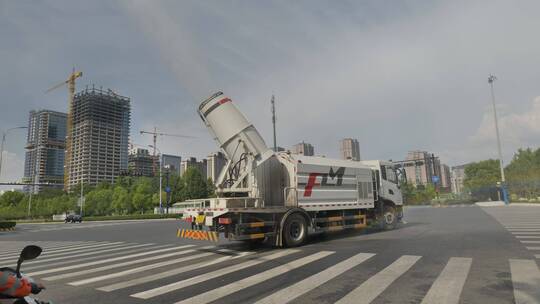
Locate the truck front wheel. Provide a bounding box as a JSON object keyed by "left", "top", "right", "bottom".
{"left": 283, "top": 213, "right": 307, "bottom": 247}
{"left": 381, "top": 206, "right": 397, "bottom": 230}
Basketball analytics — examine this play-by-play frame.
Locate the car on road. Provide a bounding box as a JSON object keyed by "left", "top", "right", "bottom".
{"left": 65, "top": 214, "right": 83, "bottom": 223}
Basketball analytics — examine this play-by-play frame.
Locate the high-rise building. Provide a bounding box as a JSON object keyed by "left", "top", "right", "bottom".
{"left": 400, "top": 151, "right": 440, "bottom": 187}
{"left": 128, "top": 148, "right": 154, "bottom": 177}
{"left": 451, "top": 164, "right": 467, "bottom": 194}
{"left": 207, "top": 151, "right": 227, "bottom": 183}
{"left": 439, "top": 163, "right": 451, "bottom": 192}
{"left": 67, "top": 87, "right": 130, "bottom": 190}
{"left": 162, "top": 154, "right": 181, "bottom": 175}
{"left": 340, "top": 138, "right": 361, "bottom": 161}
{"left": 23, "top": 110, "right": 67, "bottom": 193}
{"left": 292, "top": 141, "right": 314, "bottom": 156}
{"left": 180, "top": 157, "right": 207, "bottom": 179}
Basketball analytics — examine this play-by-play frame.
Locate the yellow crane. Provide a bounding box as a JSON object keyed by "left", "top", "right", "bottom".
{"left": 140, "top": 127, "right": 195, "bottom": 175}
{"left": 46, "top": 69, "right": 83, "bottom": 191}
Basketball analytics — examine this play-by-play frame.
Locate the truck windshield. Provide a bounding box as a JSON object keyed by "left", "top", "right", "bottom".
{"left": 386, "top": 167, "right": 398, "bottom": 184}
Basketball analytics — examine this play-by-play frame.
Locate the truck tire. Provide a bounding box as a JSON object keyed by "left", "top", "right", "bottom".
{"left": 381, "top": 206, "right": 397, "bottom": 230}
{"left": 283, "top": 213, "right": 307, "bottom": 247}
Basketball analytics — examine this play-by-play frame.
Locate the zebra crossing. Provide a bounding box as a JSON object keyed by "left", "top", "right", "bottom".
{"left": 482, "top": 205, "right": 540, "bottom": 259}
{"left": 1, "top": 240, "right": 539, "bottom": 303}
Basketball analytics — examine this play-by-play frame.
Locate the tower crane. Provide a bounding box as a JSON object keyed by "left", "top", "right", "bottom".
{"left": 139, "top": 127, "right": 196, "bottom": 175}
{"left": 46, "top": 69, "right": 83, "bottom": 191}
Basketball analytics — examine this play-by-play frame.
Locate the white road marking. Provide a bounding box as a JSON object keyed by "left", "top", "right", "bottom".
{"left": 509, "top": 259, "right": 540, "bottom": 304}
{"left": 515, "top": 236, "right": 540, "bottom": 239}
{"left": 254, "top": 252, "right": 374, "bottom": 304}
{"left": 173, "top": 251, "right": 334, "bottom": 304}
{"left": 0, "top": 242, "right": 88, "bottom": 256}
{"left": 69, "top": 247, "right": 216, "bottom": 286}
{"left": 525, "top": 246, "right": 540, "bottom": 250}
{"left": 24, "top": 244, "right": 170, "bottom": 271}
{"left": 520, "top": 240, "right": 540, "bottom": 244}
{"left": 22, "top": 243, "right": 144, "bottom": 265}
{"left": 26, "top": 245, "right": 188, "bottom": 276}
{"left": 512, "top": 232, "right": 540, "bottom": 235}
{"left": 335, "top": 255, "right": 422, "bottom": 304}
{"left": 98, "top": 249, "right": 255, "bottom": 292}
{"left": 131, "top": 249, "right": 300, "bottom": 299}
{"left": 420, "top": 257, "right": 472, "bottom": 304}
{"left": 43, "top": 246, "right": 200, "bottom": 280}
{"left": 508, "top": 229, "right": 540, "bottom": 232}
{"left": 0, "top": 241, "right": 117, "bottom": 261}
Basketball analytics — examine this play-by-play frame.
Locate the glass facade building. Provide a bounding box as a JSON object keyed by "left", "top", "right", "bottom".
{"left": 23, "top": 110, "right": 67, "bottom": 193}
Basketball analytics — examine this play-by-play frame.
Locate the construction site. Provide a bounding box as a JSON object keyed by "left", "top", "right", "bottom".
{"left": 66, "top": 86, "right": 131, "bottom": 191}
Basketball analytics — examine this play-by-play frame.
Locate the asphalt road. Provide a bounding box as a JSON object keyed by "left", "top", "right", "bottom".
{"left": 1, "top": 205, "right": 539, "bottom": 304}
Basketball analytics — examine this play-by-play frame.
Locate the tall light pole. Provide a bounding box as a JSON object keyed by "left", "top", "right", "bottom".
{"left": 271, "top": 95, "right": 277, "bottom": 152}
{"left": 80, "top": 181, "right": 84, "bottom": 216}
{"left": 488, "top": 75, "right": 508, "bottom": 204}
{"left": 149, "top": 145, "right": 163, "bottom": 214}
{"left": 0, "top": 126, "right": 27, "bottom": 180}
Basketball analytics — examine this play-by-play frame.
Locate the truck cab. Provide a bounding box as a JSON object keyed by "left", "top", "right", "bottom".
{"left": 359, "top": 160, "right": 403, "bottom": 206}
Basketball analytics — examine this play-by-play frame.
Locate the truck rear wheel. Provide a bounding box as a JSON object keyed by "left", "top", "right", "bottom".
{"left": 283, "top": 213, "right": 307, "bottom": 247}
{"left": 382, "top": 206, "right": 397, "bottom": 230}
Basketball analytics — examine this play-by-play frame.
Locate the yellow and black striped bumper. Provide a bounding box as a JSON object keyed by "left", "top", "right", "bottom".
{"left": 177, "top": 228, "right": 219, "bottom": 242}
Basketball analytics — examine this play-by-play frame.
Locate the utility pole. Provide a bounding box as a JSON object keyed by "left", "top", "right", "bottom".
{"left": 271, "top": 95, "right": 277, "bottom": 152}
{"left": 165, "top": 166, "right": 170, "bottom": 214}
{"left": 488, "top": 75, "right": 508, "bottom": 204}
{"left": 27, "top": 158, "right": 37, "bottom": 218}
{"left": 149, "top": 145, "right": 163, "bottom": 214}
{"left": 80, "top": 181, "right": 84, "bottom": 216}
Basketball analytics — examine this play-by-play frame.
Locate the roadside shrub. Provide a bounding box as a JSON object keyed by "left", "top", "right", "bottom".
{"left": 0, "top": 221, "right": 16, "bottom": 229}
{"left": 82, "top": 213, "right": 180, "bottom": 221}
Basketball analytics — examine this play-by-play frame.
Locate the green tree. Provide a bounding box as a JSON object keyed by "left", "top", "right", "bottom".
{"left": 131, "top": 178, "right": 153, "bottom": 214}
{"left": 206, "top": 178, "right": 216, "bottom": 198}
{"left": 464, "top": 159, "right": 501, "bottom": 201}
{"left": 170, "top": 173, "right": 186, "bottom": 203}
{"left": 0, "top": 191, "right": 25, "bottom": 207}
{"left": 84, "top": 188, "right": 113, "bottom": 216}
{"left": 112, "top": 186, "right": 131, "bottom": 214}
{"left": 506, "top": 148, "right": 540, "bottom": 199}
{"left": 183, "top": 168, "right": 209, "bottom": 199}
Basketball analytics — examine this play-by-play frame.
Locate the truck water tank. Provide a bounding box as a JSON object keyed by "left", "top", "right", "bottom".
{"left": 199, "top": 92, "right": 269, "bottom": 164}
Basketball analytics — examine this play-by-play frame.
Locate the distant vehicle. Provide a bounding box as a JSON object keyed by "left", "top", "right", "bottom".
{"left": 65, "top": 214, "right": 82, "bottom": 223}
{"left": 179, "top": 92, "right": 403, "bottom": 247}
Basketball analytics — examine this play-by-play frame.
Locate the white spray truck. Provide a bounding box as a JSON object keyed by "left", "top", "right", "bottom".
{"left": 179, "top": 92, "right": 403, "bottom": 247}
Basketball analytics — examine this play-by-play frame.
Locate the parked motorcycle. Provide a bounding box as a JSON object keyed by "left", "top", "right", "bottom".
{"left": 0, "top": 245, "right": 51, "bottom": 304}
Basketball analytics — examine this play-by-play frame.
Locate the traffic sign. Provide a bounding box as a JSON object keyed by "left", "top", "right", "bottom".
{"left": 431, "top": 175, "right": 440, "bottom": 184}
{"left": 165, "top": 186, "right": 171, "bottom": 193}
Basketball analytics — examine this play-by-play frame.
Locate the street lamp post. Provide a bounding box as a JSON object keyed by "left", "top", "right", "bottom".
{"left": 0, "top": 126, "right": 27, "bottom": 180}
{"left": 488, "top": 75, "right": 509, "bottom": 205}
{"left": 149, "top": 145, "right": 163, "bottom": 214}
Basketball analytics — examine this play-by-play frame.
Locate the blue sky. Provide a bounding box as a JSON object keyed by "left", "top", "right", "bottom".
{"left": 2, "top": 0, "right": 540, "bottom": 187}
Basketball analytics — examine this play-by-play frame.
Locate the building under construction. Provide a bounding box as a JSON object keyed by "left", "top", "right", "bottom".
{"left": 67, "top": 87, "right": 130, "bottom": 191}
{"left": 23, "top": 110, "right": 67, "bottom": 193}
{"left": 128, "top": 147, "right": 155, "bottom": 177}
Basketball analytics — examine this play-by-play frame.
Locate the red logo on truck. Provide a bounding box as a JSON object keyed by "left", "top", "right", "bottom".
{"left": 304, "top": 173, "right": 321, "bottom": 197}
{"left": 303, "top": 167, "right": 345, "bottom": 197}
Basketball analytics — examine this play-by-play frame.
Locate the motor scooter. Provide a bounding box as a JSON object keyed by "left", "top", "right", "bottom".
{"left": 0, "top": 245, "right": 51, "bottom": 304}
